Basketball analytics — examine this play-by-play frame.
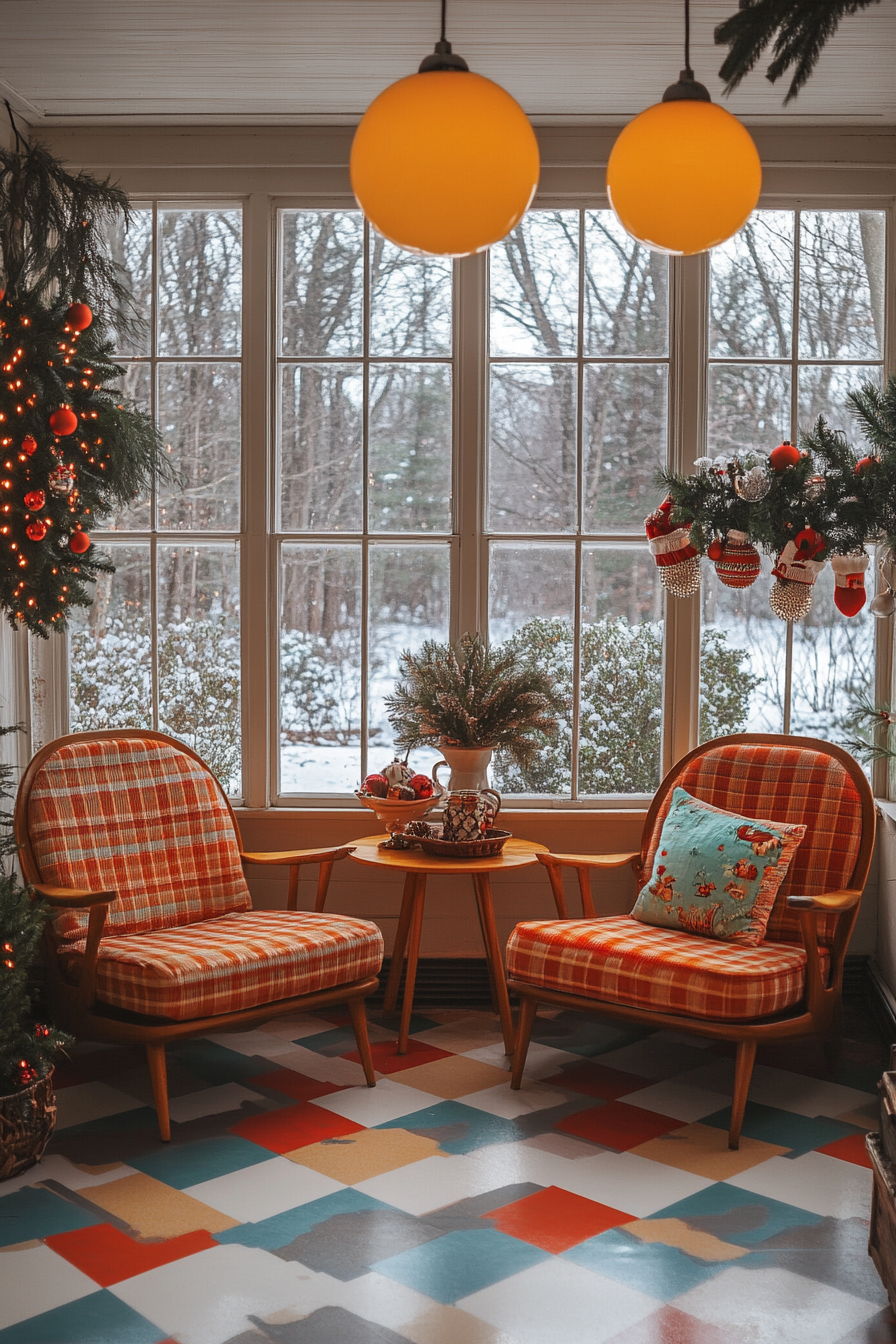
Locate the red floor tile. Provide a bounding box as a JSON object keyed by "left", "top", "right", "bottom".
{"left": 230, "top": 1100, "right": 364, "bottom": 1152}
{"left": 342, "top": 1038, "right": 454, "bottom": 1074}
{"left": 604, "top": 1304, "right": 737, "bottom": 1343}
{"left": 45, "top": 1223, "right": 216, "bottom": 1287}
{"left": 543, "top": 1059, "right": 648, "bottom": 1100}
{"left": 817, "top": 1131, "right": 873, "bottom": 1168}
{"left": 485, "top": 1185, "right": 631, "bottom": 1252}
{"left": 247, "top": 1067, "right": 346, "bottom": 1102}
{"left": 555, "top": 1100, "right": 681, "bottom": 1150}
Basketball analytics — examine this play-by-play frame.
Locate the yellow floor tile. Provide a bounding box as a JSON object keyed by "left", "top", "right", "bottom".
{"left": 392, "top": 1054, "right": 511, "bottom": 1099}
{"left": 622, "top": 1216, "right": 749, "bottom": 1262}
{"left": 82, "top": 1172, "right": 239, "bottom": 1239}
{"left": 411, "top": 1016, "right": 506, "bottom": 1055}
{"left": 284, "top": 1127, "right": 441, "bottom": 1183}
{"left": 403, "top": 1302, "right": 521, "bottom": 1344}
{"left": 629, "top": 1122, "right": 790, "bottom": 1179}
{"left": 836, "top": 1100, "right": 879, "bottom": 1130}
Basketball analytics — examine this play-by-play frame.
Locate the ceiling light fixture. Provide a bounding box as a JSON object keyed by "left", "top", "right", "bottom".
{"left": 605, "top": 0, "right": 761, "bottom": 256}
{"left": 350, "top": 0, "right": 539, "bottom": 257}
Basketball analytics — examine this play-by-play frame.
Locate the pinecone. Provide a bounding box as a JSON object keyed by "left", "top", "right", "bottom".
{"left": 404, "top": 820, "right": 434, "bottom": 839}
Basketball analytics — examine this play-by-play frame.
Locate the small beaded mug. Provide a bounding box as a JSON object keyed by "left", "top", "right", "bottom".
{"left": 441, "top": 788, "right": 501, "bottom": 842}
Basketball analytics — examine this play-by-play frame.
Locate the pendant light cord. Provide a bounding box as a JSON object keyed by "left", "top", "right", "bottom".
{"left": 441, "top": 0, "right": 447, "bottom": 44}
{"left": 684, "top": 0, "right": 693, "bottom": 79}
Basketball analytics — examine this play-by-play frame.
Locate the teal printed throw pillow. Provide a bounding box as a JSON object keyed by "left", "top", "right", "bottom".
{"left": 632, "top": 787, "right": 806, "bottom": 946}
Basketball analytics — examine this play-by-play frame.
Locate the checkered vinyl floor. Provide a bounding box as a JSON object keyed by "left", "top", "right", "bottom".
{"left": 0, "top": 1007, "right": 892, "bottom": 1344}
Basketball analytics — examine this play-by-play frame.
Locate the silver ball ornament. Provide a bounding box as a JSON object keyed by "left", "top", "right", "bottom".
{"left": 869, "top": 591, "right": 896, "bottom": 619}
{"left": 733, "top": 466, "right": 771, "bottom": 502}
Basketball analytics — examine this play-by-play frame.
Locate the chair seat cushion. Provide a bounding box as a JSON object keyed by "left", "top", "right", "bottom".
{"left": 506, "top": 915, "right": 829, "bottom": 1022}
{"left": 59, "top": 911, "right": 384, "bottom": 1021}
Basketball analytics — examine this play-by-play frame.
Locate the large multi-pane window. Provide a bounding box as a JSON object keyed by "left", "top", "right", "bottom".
{"left": 277, "top": 212, "right": 453, "bottom": 794}
{"left": 63, "top": 196, "right": 891, "bottom": 805}
{"left": 68, "top": 206, "right": 243, "bottom": 793}
{"left": 701, "top": 210, "right": 886, "bottom": 744}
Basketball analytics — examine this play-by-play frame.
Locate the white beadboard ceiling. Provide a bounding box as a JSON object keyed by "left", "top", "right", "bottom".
{"left": 1, "top": 0, "right": 894, "bottom": 127}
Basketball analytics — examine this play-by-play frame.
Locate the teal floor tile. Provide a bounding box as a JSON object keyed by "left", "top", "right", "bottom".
{"left": 214, "top": 1187, "right": 393, "bottom": 1250}
{"left": 374, "top": 1100, "right": 522, "bottom": 1154}
{"left": 0, "top": 1186, "right": 103, "bottom": 1248}
{"left": 51, "top": 1107, "right": 160, "bottom": 1138}
{"left": 700, "top": 1101, "right": 865, "bottom": 1158}
{"left": 372, "top": 1227, "right": 548, "bottom": 1304}
{"left": 648, "top": 1180, "right": 823, "bottom": 1246}
{"left": 130, "top": 1134, "right": 273, "bottom": 1189}
{"left": 166, "top": 1040, "right": 272, "bottom": 1085}
{"left": 564, "top": 1226, "right": 727, "bottom": 1299}
{"left": 293, "top": 1026, "right": 361, "bottom": 1056}
{"left": 0, "top": 1290, "right": 164, "bottom": 1344}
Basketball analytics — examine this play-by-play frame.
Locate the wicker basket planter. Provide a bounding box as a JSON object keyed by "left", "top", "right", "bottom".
{"left": 0, "top": 1071, "right": 56, "bottom": 1182}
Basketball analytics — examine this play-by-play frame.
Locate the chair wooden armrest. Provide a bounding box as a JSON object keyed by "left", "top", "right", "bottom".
{"left": 536, "top": 851, "right": 641, "bottom": 918}
{"left": 786, "top": 889, "right": 862, "bottom": 912}
{"left": 30, "top": 882, "right": 116, "bottom": 909}
{"left": 240, "top": 846, "right": 354, "bottom": 912}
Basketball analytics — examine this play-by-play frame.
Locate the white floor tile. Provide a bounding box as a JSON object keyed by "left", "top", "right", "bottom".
{"left": 310, "top": 1077, "right": 441, "bottom": 1125}
{"left": 593, "top": 1038, "right": 709, "bottom": 1080}
{"left": 619, "top": 1080, "right": 731, "bottom": 1123}
{"left": 54, "top": 1081, "right": 146, "bottom": 1129}
{"left": 0, "top": 1245, "right": 97, "bottom": 1329}
{"left": 0, "top": 1153, "right": 138, "bottom": 1197}
{"left": 672, "top": 1265, "right": 880, "bottom": 1343}
{"left": 254, "top": 1014, "right": 350, "bottom": 1041}
{"left": 742, "top": 1065, "right": 876, "bottom": 1120}
{"left": 271, "top": 1044, "right": 374, "bottom": 1085}
{"left": 205, "top": 1028, "right": 315, "bottom": 1058}
{"left": 551, "top": 1150, "right": 715, "bottom": 1217}
{"left": 111, "top": 1244, "right": 315, "bottom": 1344}
{"left": 460, "top": 1257, "right": 658, "bottom": 1344}
{"left": 725, "top": 1150, "right": 873, "bottom": 1220}
{"left": 182, "top": 1155, "right": 344, "bottom": 1223}
{"left": 455, "top": 1080, "right": 570, "bottom": 1119}
{"left": 354, "top": 1153, "right": 499, "bottom": 1216}
{"left": 464, "top": 1041, "right": 580, "bottom": 1077}
{"left": 168, "top": 1083, "right": 265, "bottom": 1124}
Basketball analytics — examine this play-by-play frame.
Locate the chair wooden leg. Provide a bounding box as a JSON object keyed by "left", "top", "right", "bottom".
{"left": 314, "top": 861, "right": 334, "bottom": 913}
{"left": 510, "top": 996, "right": 538, "bottom": 1090}
{"left": 146, "top": 1042, "right": 171, "bottom": 1142}
{"left": 348, "top": 997, "right": 377, "bottom": 1087}
{"left": 729, "top": 1038, "right": 757, "bottom": 1150}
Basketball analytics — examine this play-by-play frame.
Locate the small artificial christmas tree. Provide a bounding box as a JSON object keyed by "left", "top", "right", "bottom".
{"left": 0, "top": 726, "right": 72, "bottom": 1099}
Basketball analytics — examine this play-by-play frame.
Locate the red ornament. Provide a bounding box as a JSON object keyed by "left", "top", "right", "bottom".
{"left": 18, "top": 1061, "right": 39, "bottom": 1086}
{"left": 35, "top": 1024, "right": 51, "bottom": 1039}
{"left": 24, "top": 490, "right": 46, "bottom": 511}
{"left": 65, "top": 301, "right": 93, "bottom": 332}
{"left": 408, "top": 774, "right": 434, "bottom": 799}
{"left": 361, "top": 773, "right": 388, "bottom": 798}
{"left": 69, "top": 529, "right": 91, "bottom": 553}
{"left": 714, "top": 530, "right": 761, "bottom": 589}
{"left": 49, "top": 407, "right": 78, "bottom": 437}
{"left": 706, "top": 538, "right": 724, "bottom": 561}
{"left": 831, "top": 552, "right": 869, "bottom": 617}
{"left": 25, "top": 521, "right": 47, "bottom": 542}
{"left": 769, "top": 440, "right": 801, "bottom": 471}
{"left": 854, "top": 455, "right": 879, "bottom": 476}
{"left": 22, "top": 434, "right": 37, "bottom": 456}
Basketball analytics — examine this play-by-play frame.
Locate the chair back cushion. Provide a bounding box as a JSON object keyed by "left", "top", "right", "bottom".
{"left": 643, "top": 741, "right": 864, "bottom": 947}
{"left": 28, "top": 737, "right": 251, "bottom": 941}
{"left": 632, "top": 787, "right": 805, "bottom": 945}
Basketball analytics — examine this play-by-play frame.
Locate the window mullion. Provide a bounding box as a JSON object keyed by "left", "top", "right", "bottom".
{"left": 455, "top": 251, "right": 488, "bottom": 641}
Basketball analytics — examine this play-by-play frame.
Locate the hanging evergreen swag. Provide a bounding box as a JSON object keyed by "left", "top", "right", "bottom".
{"left": 649, "top": 373, "right": 896, "bottom": 621}
{"left": 0, "top": 113, "right": 163, "bottom": 636}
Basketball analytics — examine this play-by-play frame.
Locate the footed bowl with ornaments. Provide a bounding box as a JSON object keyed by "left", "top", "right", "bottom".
{"left": 355, "top": 759, "right": 443, "bottom": 846}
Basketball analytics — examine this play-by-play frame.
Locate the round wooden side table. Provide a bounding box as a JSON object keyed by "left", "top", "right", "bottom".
{"left": 349, "top": 835, "right": 548, "bottom": 1056}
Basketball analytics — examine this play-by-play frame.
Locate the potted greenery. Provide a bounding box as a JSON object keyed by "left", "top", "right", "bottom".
{"left": 0, "top": 727, "right": 72, "bottom": 1181}
{"left": 385, "top": 632, "right": 563, "bottom": 789}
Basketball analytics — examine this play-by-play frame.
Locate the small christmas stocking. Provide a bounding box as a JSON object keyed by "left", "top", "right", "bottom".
{"left": 770, "top": 528, "right": 826, "bottom": 622}
{"left": 645, "top": 497, "right": 700, "bottom": 598}
{"left": 831, "top": 551, "right": 870, "bottom": 617}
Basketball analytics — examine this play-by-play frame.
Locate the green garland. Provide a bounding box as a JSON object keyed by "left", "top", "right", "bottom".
{"left": 661, "top": 373, "right": 896, "bottom": 564}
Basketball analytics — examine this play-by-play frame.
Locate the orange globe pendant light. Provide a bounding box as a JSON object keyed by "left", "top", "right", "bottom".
{"left": 350, "top": 1, "right": 539, "bottom": 257}
{"left": 606, "top": 0, "right": 761, "bottom": 256}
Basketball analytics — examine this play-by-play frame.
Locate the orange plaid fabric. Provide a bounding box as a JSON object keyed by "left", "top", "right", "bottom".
{"left": 507, "top": 915, "right": 828, "bottom": 1021}
{"left": 642, "top": 743, "right": 863, "bottom": 948}
{"left": 29, "top": 738, "right": 251, "bottom": 942}
{"left": 58, "top": 910, "right": 384, "bottom": 1021}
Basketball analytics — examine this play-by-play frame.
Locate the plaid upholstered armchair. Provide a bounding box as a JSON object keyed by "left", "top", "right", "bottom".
{"left": 14, "top": 730, "right": 384, "bottom": 1141}
{"left": 507, "top": 735, "right": 876, "bottom": 1149}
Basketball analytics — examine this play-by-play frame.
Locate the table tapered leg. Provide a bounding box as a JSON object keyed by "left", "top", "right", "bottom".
{"left": 398, "top": 875, "right": 426, "bottom": 1054}
{"left": 383, "top": 872, "right": 418, "bottom": 1013}
{"left": 473, "top": 872, "right": 515, "bottom": 1056}
{"left": 472, "top": 885, "right": 500, "bottom": 1014}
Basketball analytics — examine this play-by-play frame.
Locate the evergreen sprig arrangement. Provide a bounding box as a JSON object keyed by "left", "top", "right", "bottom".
{"left": 715, "top": 0, "right": 882, "bottom": 104}
{"left": 385, "top": 632, "right": 563, "bottom": 769}
{"left": 0, "top": 119, "right": 167, "bottom": 635}
{"left": 843, "top": 695, "right": 896, "bottom": 769}
{"left": 0, "top": 726, "right": 72, "bottom": 1097}
{"left": 661, "top": 374, "right": 896, "bottom": 562}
